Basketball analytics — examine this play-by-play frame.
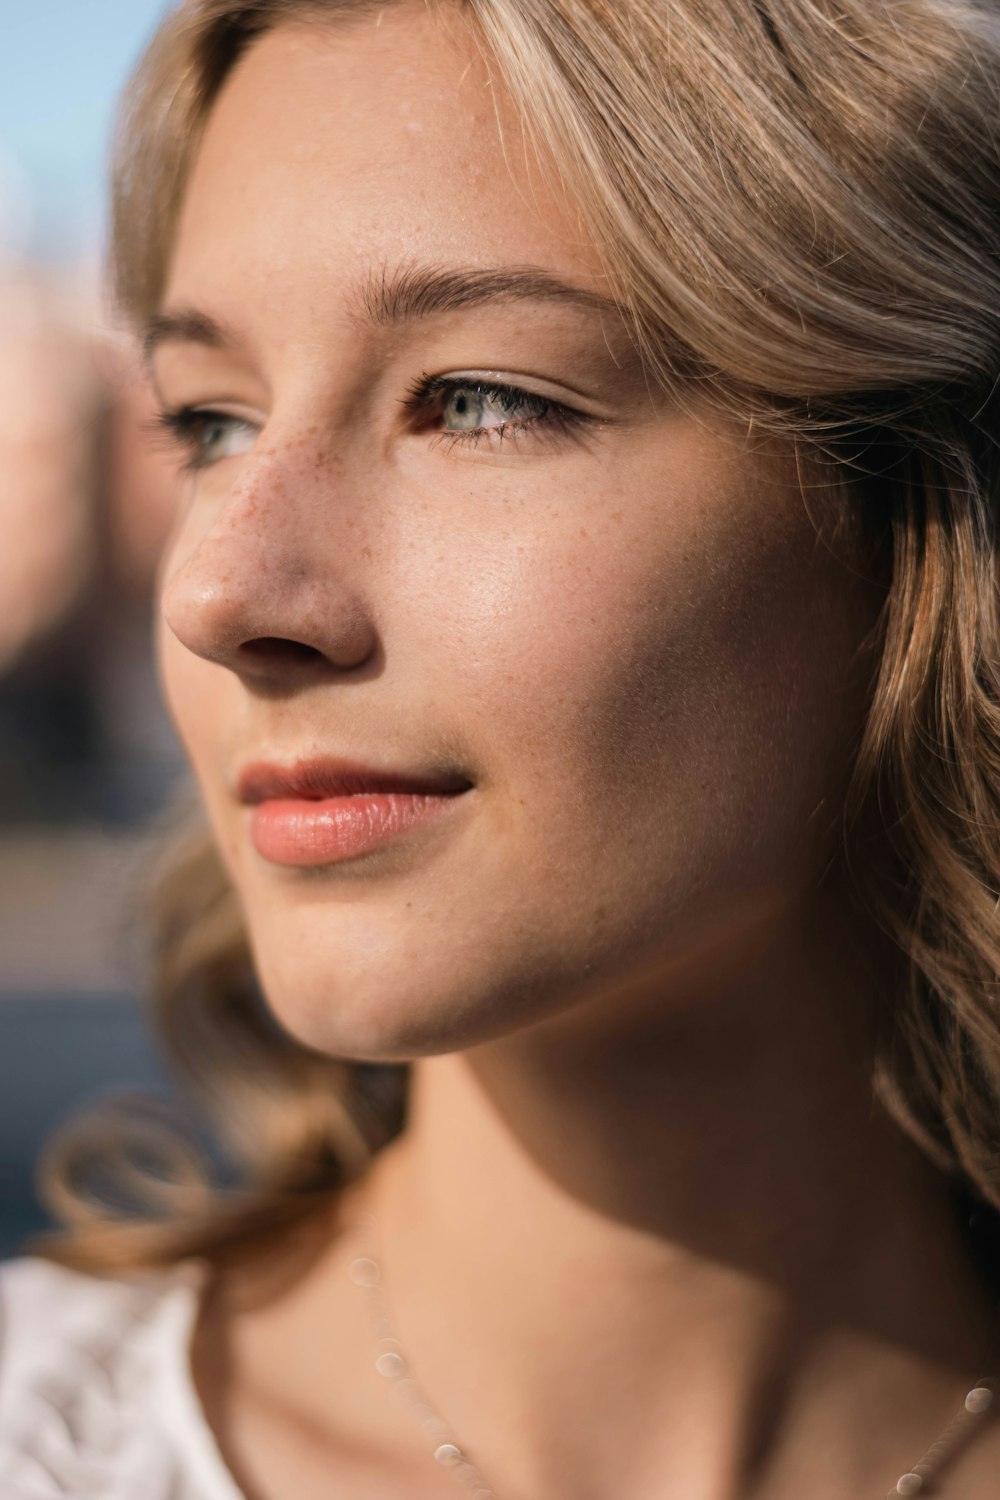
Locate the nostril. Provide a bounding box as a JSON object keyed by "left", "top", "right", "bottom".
{"left": 223, "top": 631, "right": 381, "bottom": 695}
{"left": 238, "top": 638, "right": 326, "bottom": 665}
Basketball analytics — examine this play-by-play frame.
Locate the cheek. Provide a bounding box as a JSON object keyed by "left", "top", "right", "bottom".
{"left": 422, "top": 455, "right": 870, "bottom": 889}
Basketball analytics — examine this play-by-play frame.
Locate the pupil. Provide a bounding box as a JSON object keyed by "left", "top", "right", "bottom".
{"left": 443, "top": 387, "right": 486, "bottom": 430}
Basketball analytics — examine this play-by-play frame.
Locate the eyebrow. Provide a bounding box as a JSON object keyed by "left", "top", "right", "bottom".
{"left": 143, "top": 308, "right": 239, "bottom": 365}
{"left": 359, "top": 262, "right": 623, "bottom": 325}
{"left": 143, "top": 261, "right": 625, "bottom": 365}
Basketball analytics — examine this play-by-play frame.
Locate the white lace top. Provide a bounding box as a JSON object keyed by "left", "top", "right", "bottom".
{"left": 0, "top": 1256, "right": 246, "bottom": 1499}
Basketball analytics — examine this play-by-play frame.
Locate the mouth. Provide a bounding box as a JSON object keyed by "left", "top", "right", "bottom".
{"left": 236, "top": 757, "right": 473, "bottom": 867}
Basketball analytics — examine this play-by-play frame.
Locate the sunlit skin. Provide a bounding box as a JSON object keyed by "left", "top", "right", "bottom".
{"left": 153, "top": 7, "right": 1000, "bottom": 1500}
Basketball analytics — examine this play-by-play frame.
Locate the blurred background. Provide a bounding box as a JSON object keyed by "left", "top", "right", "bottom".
{"left": 0, "top": 1, "right": 192, "bottom": 1256}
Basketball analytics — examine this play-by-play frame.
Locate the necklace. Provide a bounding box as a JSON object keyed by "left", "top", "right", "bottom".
{"left": 347, "top": 1210, "right": 996, "bottom": 1500}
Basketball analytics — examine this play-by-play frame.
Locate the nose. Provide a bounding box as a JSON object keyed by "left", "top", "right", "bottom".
{"left": 159, "top": 459, "right": 379, "bottom": 688}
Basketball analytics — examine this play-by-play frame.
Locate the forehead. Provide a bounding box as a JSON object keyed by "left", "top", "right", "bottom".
{"left": 165, "top": 5, "right": 608, "bottom": 315}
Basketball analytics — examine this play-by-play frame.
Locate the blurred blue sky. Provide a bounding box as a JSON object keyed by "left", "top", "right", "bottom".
{"left": 0, "top": 0, "right": 171, "bottom": 261}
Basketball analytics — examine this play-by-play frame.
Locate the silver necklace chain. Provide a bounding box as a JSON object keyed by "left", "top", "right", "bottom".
{"left": 347, "top": 1210, "right": 996, "bottom": 1500}
{"left": 348, "top": 1209, "right": 496, "bottom": 1499}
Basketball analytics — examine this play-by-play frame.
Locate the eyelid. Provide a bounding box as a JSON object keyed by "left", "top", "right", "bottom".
{"left": 401, "top": 370, "right": 591, "bottom": 416}
{"left": 423, "top": 368, "right": 603, "bottom": 408}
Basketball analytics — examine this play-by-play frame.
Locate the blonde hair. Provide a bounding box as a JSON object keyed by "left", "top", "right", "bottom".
{"left": 30, "top": 0, "right": 1000, "bottom": 1271}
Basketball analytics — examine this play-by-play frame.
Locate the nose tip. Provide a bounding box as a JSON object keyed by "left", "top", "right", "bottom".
{"left": 160, "top": 539, "right": 379, "bottom": 685}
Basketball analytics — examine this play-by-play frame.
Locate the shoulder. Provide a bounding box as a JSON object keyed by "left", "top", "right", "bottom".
{"left": 0, "top": 1253, "right": 240, "bottom": 1499}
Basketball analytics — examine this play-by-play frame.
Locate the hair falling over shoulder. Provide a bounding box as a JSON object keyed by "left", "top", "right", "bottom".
{"left": 29, "top": 0, "right": 1000, "bottom": 1273}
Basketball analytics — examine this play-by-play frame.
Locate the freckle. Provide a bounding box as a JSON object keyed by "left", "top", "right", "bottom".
{"left": 362, "top": 546, "right": 373, "bottom": 561}
{"left": 580, "top": 527, "right": 588, "bottom": 537}
{"left": 611, "top": 511, "right": 623, "bottom": 523}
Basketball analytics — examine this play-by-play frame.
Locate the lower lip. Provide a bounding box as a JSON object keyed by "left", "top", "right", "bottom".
{"left": 248, "top": 790, "right": 465, "bottom": 867}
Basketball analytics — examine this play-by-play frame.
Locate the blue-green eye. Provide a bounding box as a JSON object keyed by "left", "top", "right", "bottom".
{"left": 406, "top": 375, "right": 587, "bottom": 449}
{"left": 152, "top": 407, "right": 257, "bottom": 471}
{"left": 440, "top": 384, "right": 549, "bottom": 432}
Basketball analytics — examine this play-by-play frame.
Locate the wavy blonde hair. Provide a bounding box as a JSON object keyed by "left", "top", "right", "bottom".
{"left": 30, "top": 0, "right": 1000, "bottom": 1272}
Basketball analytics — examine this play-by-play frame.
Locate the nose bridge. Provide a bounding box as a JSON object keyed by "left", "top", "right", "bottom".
{"left": 160, "top": 434, "right": 377, "bottom": 671}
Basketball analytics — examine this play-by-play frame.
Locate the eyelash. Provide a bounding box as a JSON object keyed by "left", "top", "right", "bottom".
{"left": 150, "top": 374, "right": 590, "bottom": 472}
{"left": 401, "top": 374, "right": 590, "bottom": 452}
{"left": 148, "top": 407, "right": 253, "bottom": 474}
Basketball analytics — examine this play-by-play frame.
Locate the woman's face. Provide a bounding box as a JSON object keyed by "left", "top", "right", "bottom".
{"left": 153, "top": 2, "right": 881, "bottom": 1059}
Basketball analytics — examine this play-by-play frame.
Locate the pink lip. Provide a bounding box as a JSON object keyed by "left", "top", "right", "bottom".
{"left": 236, "top": 758, "right": 471, "bottom": 867}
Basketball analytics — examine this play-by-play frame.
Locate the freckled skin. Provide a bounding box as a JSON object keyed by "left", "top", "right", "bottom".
{"left": 155, "top": 7, "right": 884, "bottom": 1062}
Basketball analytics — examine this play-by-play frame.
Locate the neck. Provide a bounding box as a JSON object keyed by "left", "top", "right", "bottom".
{"left": 355, "top": 884, "right": 998, "bottom": 1500}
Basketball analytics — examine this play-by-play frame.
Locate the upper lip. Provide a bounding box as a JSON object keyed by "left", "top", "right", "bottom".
{"left": 236, "top": 757, "right": 472, "bottom": 805}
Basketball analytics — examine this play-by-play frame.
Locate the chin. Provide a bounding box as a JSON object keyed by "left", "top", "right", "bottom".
{"left": 247, "top": 926, "right": 501, "bottom": 1063}
{"left": 243, "top": 900, "right": 598, "bottom": 1064}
